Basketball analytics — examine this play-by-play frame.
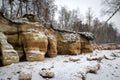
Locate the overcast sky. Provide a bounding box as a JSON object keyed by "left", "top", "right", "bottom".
{"left": 55, "top": 0, "right": 120, "bottom": 30}
{"left": 0, "top": 0, "right": 119, "bottom": 30}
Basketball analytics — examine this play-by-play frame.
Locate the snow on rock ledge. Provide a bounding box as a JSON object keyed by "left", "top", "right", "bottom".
{"left": 62, "top": 33, "right": 80, "bottom": 43}
{"left": 78, "top": 32, "right": 94, "bottom": 41}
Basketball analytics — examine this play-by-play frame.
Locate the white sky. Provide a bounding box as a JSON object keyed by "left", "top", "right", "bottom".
{"left": 55, "top": 0, "right": 120, "bottom": 30}
{"left": 0, "top": 0, "right": 119, "bottom": 30}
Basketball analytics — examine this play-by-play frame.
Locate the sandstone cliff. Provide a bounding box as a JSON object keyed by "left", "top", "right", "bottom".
{"left": 0, "top": 32, "right": 19, "bottom": 65}
{"left": 0, "top": 12, "right": 94, "bottom": 66}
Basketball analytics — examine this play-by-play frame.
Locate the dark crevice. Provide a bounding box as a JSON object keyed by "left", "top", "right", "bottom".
{"left": 45, "top": 39, "right": 50, "bottom": 57}
{"left": 0, "top": 59, "right": 3, "bottom": 67}
{"left": 20, "top": 43, "right": 27, "bottom": 62}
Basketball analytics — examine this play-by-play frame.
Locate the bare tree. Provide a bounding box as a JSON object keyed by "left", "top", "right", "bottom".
{"left": 1, "top": 0, "right": 5, "bottom": 13}
{"left": 8, "top": 0, "right": 14, "bottom": 18}
{"left": 86, "top": 8, "right": 94, "bottom": 31}
{"left": 22, "top": 0, "right": 29, "bottom": 14}
{"left": 58, "top": 7, "right": 81, "bottom": 31}
{"left": 16, "top": 0, "right": 23, "bottom": 17}
{"left": 59, "top": 6, "right": 70, "bottom": 30}
{"left": 29, "top": 0, "right": 57, "bottom": 23}
{"left": 102, "top": 0, "right": 120, "bottom": 22}
{"left": 1, "top": 0, "right": 5, "bottom": 10}
{"left": 92, "top": 18, "right": 119, "bottom": 44}
{"left": 103, "top": 0, "right": 120, "bottom": 13}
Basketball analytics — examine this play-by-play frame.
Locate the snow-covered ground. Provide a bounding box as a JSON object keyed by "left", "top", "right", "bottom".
{"left": 0, "top": 50, "right": 120, "bottom": 80}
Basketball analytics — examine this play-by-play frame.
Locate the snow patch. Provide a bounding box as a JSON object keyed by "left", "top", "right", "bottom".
{"left": 0, "top": 32, "right": 7, "bottom": 39}
{"left": 62, "top": 33, "right": 80, "bottom": 42}
{"left": 26, "top": 29, "right": 39, "bottom": 33}
{"left": 12, "top": 18, "right": 28, "bottom": 23}
{"left": 28, "top": 50, "right": 45, "bottom": 55}
{"left": 3, "top": 50, "right": 17, "bottom": 53}
{"left": 0, "top": 50, "right": 120, "bottom": 80}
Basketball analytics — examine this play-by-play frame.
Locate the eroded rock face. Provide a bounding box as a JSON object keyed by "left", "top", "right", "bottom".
{"left": 56, "top": 32, "right": 81, "bottom": 55}
{"left": 46, "top": 34, "right": 57, "bottom": 57}
{"left": 20, "top": 29, "right": 48, "bottom": 61}
{"left": 6, "top": 33, "right": 24, "bottom": 61}
{"left": 0, "top": 13, "right": 18, "bottom": 34}
{"left": 45, "top": 29, "right": 57, "bottom": 57}
{"left": 80, "top": 37, "right": 93, "bottom": 53}
{"left": 0, "top": 32, "right": 19, "bottom": 65}
{"left": 0, "top": 13, "right": 94, "bottom": 66}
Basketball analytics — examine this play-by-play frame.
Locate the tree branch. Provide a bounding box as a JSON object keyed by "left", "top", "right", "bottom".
{"left": 105, "top": 6, "right": 120, "bottom": 23}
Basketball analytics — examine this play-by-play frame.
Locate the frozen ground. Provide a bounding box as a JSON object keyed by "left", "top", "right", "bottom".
{"left": 0, "top": 50, "right": 120, "bottom": 80}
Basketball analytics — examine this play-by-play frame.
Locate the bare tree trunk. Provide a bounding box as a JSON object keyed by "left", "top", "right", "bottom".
{"left": 16, "top": 5, "right": 20, "bottom": 17}
{"left": 86, "top": 8, "right": 93, "bottom": 32}
{"left": 33, "top": 0, "right": 36, "bottom": 14}
{"left": 20, "top": 0, "right": 23, "bottom": 17}
{"left": 2, "top": 0, "right": 5, "bottom": 9}
{"left": 1, "top": 0, "right": 5, "bottom": 14}
{"left": 26, "top": 2, "right": 28, "bottom": 14}
{"left": 10, "top": 3, "right": 13, "bottom": 18}
{"left": 45, "top": 8, "right": 49, "bottom": 22}
{"left": 36, "top": 0, "right": 40, "bottom": 18}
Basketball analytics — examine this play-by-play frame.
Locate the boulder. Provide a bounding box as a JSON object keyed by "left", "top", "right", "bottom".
{"left": 86, "top": 64, "right": 100, "bottom": 74}
{"left": 39, "top": 68, "right": 55, "bottom": 79}
{"left": 69, "top": 57, "right": 80, "bottom": 62}
{"left": 0, "top": 32, "right": 19, "bottom": 65}
{"left": 56, "top": 32, "right": 81, "bottom": 55}
{"left": 104, "top": 54, "right": 115, "bottom": 60}
{"left": 19, "top": 71, "right": 32, "bottom": 80}
{"left": 87, "top": 56, "right": 104, "bottom": 62}
{"left": 21, "top": 29, "right": 48, "bottom": 61}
